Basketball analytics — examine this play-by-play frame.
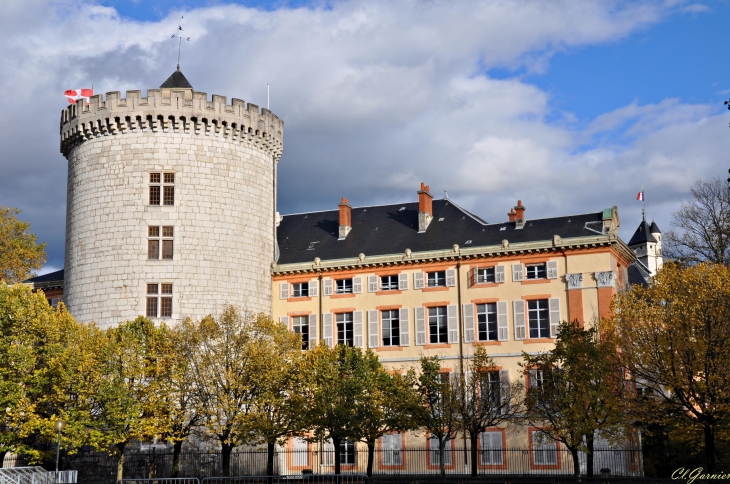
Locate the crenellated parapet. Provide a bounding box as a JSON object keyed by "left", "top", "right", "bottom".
{"left": 59, "top": 89, "right": 284, "bottom": 160}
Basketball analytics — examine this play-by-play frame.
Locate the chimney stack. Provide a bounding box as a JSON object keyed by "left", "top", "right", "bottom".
{"left": 508, "top": 208, "right": 516, "bottom": 222}
{"left": 514, "top": 200, "right": 526, "bottom": 229}
{"left": 418, "top": 182, "right": 433, "bottom": 233}
{"left": 338, "top": 197, "right": 352, "bottom": 240}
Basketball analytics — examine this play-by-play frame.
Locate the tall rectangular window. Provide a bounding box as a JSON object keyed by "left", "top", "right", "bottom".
{"left": 479, "top": 432, "right": 504, "bottom": 465}
{"left": 339, "top": 440, "right": 356, "bottom": 465}
{"left": 528, "top": 299, "right": 549, "bottom": 338}
{"left": 146, "top": 284, "right": 158, "bottom": 318}
{"left": 428, "top": 306, "right": 448, "bottom": 344}
{"left": 429, "top": 436, "right": 452, "bottom": 466}
{"left": 381, "top": 434, "right": 403, "bottom": 466}
{"left": 337, "top": 312, "right": 354, "bottom": 347}
{"left": 381, "top": 310, "right": 400, "bottom": 346}
{"left": 150, "top": 172, "right": 175, "bottom": 205}
{"left": 146, "top": 283, "right": 172, "bottom": 318}
{"left": 147, "top": 226, "right": 174, "bottom": 260}
{"left": 480, "top": 371, "right": 501, "bottom": 408}
{"left": 292, "top": 316, "right": 309, "bottom": 350}
{"left": 148, "top": 226, "right": 160, "bottom": 259}
{"left": 160, "top": 284, "right": 173, "bottom": 318}
{"left": 531, "top": 431, "right": 557, "bottom": 465}
{"left": 149, "top": 173, "right": 160, "bottom": 205}
{"left": 477, "top": 303, "right": 498, "bottom": 341}
{"left": 292, "top": 438, "right": 309, "bottom": 467}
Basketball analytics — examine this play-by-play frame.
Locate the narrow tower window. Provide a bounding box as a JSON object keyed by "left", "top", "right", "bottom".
{"left": 149, "top": 173, "right": 160, "bottom": 205}
{"left": 147, "top": 226, "right": 174, "bottom": 259}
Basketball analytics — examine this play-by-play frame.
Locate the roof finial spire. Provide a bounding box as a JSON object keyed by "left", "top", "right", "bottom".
{"left": 171, "top": 16, "right": 191, "bottom": 71}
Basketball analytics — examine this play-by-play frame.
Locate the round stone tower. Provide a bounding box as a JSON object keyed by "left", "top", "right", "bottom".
{"left": 59, "top": 70, "right": 283, "bottom": 326}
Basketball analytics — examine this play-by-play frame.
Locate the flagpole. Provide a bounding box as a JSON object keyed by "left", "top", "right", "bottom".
{"left": 642, "top": 182, "right": 645, "bottom": 222}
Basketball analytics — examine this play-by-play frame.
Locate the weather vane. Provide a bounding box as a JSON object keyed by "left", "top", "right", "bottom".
{"left": 171, "top": 16, "right": 191, "bottom": 70}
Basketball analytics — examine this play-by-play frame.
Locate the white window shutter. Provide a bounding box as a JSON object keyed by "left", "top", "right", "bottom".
{"left": 495, "top": 265, "right": 506, "bottom": 283}
{"left": 353, "top": 311, "right": 364, "bottom": 347}
{"left": 279, "top": 282, "right": 289, "bottom": 299}
{"left": 497, "top": 301, "right": 509, "bottom": 341}
{"left": 447, "top": 304, "right": 458, "bottom": 344}
{"left": 446, "top": 269, "right": 457, "bottom": 287}
{"left": 353, "top": 277, "right": 362, "bottom": 294}
{"left": 309, "top": 279, "right": 319, "bottom": 297}
{"left": 368, "top": 275, "right": 378, "bottom": 293}
{"left": 323, "top": 279, "right": 333, "bottom": 296}
{"left": 323, "top": 313, "right": 333, "bottom": 347}
{"left": 414, "top": 272, "right": 424, "bottom": 290}
{"left": 513, "top": 300, "right": 526, "bottom": 340}
{"left": 500, "top": 369, "right": 511, "bottom": 412}
{"left": 398, "top": 272, "right": 409, "bottom": 290}
{"left": 415, "top": 307, "right": 426, "bottom": 345}
{"left": 279, "top": 316, "right": 289, "bottom": 327}
{"left": 462, "top": 304, "right": 475, "bottom": 343}
{"left": 308, "top": 314, "right": 318, "bottom": 348}
{"left": 399, "top": 308, "right": 410, "bottom": 346}
{"left": 512, "top": 264, "right": 524, "bottom": 282}
{"left": 546, "top": 260, "right": 559, "bottom": 280}
{"left": 549, "top": 298, "right": 561, "bottom": 338}
{"left": 368, "top": 310, "right": 379, "bottom": 348}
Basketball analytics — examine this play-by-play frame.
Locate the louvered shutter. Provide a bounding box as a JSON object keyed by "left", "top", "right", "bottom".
{"left": 495, "top": 265, "right": 506, "bottom": 283}
{"left": 512, "top": 264, "right": 524, "bottom": 282}
{"left": 499, "top": 369, "right": 511, "bottom": 413}
{"left": 368, "top": 310, "right": 379, "bottom": 348}
{"left": 497, "top": 301, "right": 509, "bottom": 341}
{"left": 446, "top": 269, "right": 457, "bottom": 287}
{"left": 414, "top": 272, "right": 424, "bottom": 290}
{"left": 279, "top": 282, "right": 289, "bottom": 299}
{"left": 353, "top": 277, "right": 363, "bottom": 294}
{"left": 308, "top": 314, "right": 318, "bottom": 348}
{"left": 279, "top": 316, "right": 289, "bottom": 327}
{"left": 513, "top": 300, "right": 526, "bottom": 340}
{"left": 546, "top": 260, "right": 558, "bottom": 279}
{"left": 323, "top": 279, "right": 333, "bottom": 296}
{"left": 399, "top": 308, "right": 410, "bottom": 346}
{"left": 323, "top": 313, "right": 333, "bottom": 346}
{"left": 353, "top": 311, "right": 364, "bottom": 347}
{"left": 469, "top": 267, "right": 476, "bottom": 287}
{"left": 309, "top": 279, "right": 319, "bottom": 297}
{"left": 415, "top": 307, "right": 426, "bottom": 345}
{"left": 398, "top": 272, "right": 409, "bottom": 290}
{"left": 549, "top": 298, "right": 561, "bottom": 338}
{"left": 462, "top": 303, "right": 475, "bottom": 343}
{"left": 368, "top": 275, "right": 378, "bottom": 293}
{"left": 447, "top": 305, "right": 458, "bottom": 343}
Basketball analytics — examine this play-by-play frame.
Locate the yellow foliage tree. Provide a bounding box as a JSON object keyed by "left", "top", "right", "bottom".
{"left": 0, "top": 207, "right": 46, "bottom": 284}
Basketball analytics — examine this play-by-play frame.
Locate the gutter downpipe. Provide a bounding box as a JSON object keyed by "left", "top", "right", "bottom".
{"left": 456, "top": 257, "right": 468, "bottom": 473}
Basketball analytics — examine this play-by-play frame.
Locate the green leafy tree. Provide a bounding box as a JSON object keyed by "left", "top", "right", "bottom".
{"left": 521, "top": 320, "right": 626, "bottom": 477}
{"left": 0, "top": 207, "right": 46, "bottom": 284}
{"left": 416, "top": 356, "right": 460, "bottom": 477}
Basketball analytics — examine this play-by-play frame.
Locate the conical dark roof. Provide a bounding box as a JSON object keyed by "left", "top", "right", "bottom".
{"left": 649, "top": 220, "right": 661, "bottom": 234}
{"left": 160, "top": 69, "right": 193, "bottom": 89}
{"left": 628, "top": 220, "right": 657, "bottom": 246}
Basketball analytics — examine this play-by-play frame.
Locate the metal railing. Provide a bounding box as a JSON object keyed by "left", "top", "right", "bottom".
{"left": 201, "top": 476, "right": 368, "bottom": 484}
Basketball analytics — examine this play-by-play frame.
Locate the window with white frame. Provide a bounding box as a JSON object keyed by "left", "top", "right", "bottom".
{"left": 528, "top": 299, "right": 550, "bottom": 338}
{"left": 337, "top": 312, "right": 354, "bottom": 347}
{"left": 476, "top": 303, "right": 498, "bottom": 341}
{"left": 477, "top": 267, "right": 496, "bottom": 283}
{"left": 340, "top": 440, "right": 356, "bottom": 465}
{"left": 531, "top": 431, "right": 557, "bottom": 465}
{"left": 147, "top": 226, "right": 174, "bottom": 259}
{"left": 335, "top": 278, "right": 353, "bottom": 294}
{"left": 480, "top": 371, "right": 501, "bottom": 408}
{"left": 427, "top": 271, "right": 446, "bottom": 287}
{"left": 381, "top": 434, "right": 402, "bottom": 466}
{"left": 382, "top": 310, "right": 400, "bottom": 346}
{"left": 428, "top": 306, "right": 448, "bottom": 344}
{"left": 479, "top": 431, "right": 503, "bottom": 465}
{"left": 292, "top": 316, "right": 309, "bottom": 350}
{"left": 149, "top": 172, "right": 175, "bottom": 206}
{"left": 380, "top": 275, "right": 398, "bottom": 291}
{"left": 525, "top": 263, "right": 547, "bottom": 280}
{"left": 292, "top": 282, "right": 309, "bottom": 298}
{"left": 146, "top": 283, "right": 172, "bottom": 318}
{"left": 292, "top": 437, "right": 309, "bottom": 467}
{"left": 429, "top": 436, "right": 452, "bottom": 466}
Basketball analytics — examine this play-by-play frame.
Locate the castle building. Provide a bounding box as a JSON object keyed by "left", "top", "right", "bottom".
{"left": 627, "top": 218, "right": 663, "bottom": 277}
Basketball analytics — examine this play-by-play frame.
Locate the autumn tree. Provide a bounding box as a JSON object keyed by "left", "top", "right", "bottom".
{"left": 454, "top": 347, "right": 521, "bottom": 476}
{"left": 0, "top": 207, "right": 46, "bottom": 284}
{"left": 610, "top": 262, "right": 730, "bottom": 472}
{"left": 416, "top": 356, "right": 460, "bottom": 477}
{"left": 521, "top": 320, "right": 626, "bottom": 477}
{"left": 663, "top": 177, "right": 730, "bottom": 265}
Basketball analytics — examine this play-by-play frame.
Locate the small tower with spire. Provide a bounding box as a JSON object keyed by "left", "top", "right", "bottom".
{"left": 628, "top": 215, "right": 663, "bottom": 277}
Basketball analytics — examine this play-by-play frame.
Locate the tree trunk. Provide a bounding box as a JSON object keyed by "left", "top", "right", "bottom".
{"left": 266, "top": 441, "right": 276, "bottom": 476}
{"left": 705, "top": 423, "right": 716, "bottom": 473}
{"left": 333, "top": 436, "right": 341, "bottom": 475}
{"left": 366, "top": 440, "right": 375, "bottom": 477}
{"left": 469, "top": 433, "right": 478, "bottom": 476}
{"left": 569, "top": 447, "right": 580, "bottom": 477}
{"left": 586, "top": 432, "right": 594, "bottom": 477}
{"left": 221, "top": 441, "right": 234, "bottom": 477}
{"left": 439, "top": 437, "right": 446, "bottom": 477}
{"left": 0, "top": 450, "right": 7, "bottom": 469}
{"left": 171, "top": 440, "right": 183, "bottom": 478}
{"left": 115, "top": 442, "right": 126, "bottom": 482}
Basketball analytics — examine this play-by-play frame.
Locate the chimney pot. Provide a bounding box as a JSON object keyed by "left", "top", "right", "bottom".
{"left": 417, "top": 182, "right": 434, "bottom": 233}
{"left": 338, "top": 198, "right": 352, "bottom": 240}
{"left": 508, "top": 208, "right": 517, "bottom": 222}
{"left": 514, "top": 200, "right": 526, "bottom": 229}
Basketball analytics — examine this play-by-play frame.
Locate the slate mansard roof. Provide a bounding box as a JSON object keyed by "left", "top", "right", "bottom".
{"left": 277, "top": 198, "right": 615, "bottom": 266}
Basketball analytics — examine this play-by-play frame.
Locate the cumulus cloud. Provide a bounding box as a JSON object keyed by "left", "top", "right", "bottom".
{"left": 0, "top": 0, "right": 726, "bottom": 271}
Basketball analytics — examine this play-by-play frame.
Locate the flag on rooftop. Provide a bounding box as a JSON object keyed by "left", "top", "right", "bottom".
{"left": 64, "top": 89, "right": 93, "bottom": 104}
{"left": 636, "top": 191, "right": 644, "bottom": 201}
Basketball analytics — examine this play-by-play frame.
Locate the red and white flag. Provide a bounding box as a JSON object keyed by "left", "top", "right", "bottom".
{"left": 636, "top": 191, "right": 644, "bottom": 201}
{"left": 64, "top": 88, "right": 93, "bottom": 104}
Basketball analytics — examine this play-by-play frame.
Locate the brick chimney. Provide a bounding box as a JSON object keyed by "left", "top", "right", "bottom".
{"left": 514, "top": 200, "right": 526, "bottom": 229}
{"left": 417, "top": 182, "right": 433, "bottom": 233}
{"left": 338, "top": 198, "right": 352, "bottom": 240}
{"left": 508, "top": 208, "right": 516, "bottom": 222}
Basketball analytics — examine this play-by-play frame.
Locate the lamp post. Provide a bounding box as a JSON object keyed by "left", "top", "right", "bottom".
{"left": 54, "top": 420, "right": 65, "bottom": 474}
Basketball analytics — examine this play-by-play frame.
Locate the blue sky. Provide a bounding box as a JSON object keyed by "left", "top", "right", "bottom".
{"left": 1, "top": 0, "right": 729, "bottom": 273}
